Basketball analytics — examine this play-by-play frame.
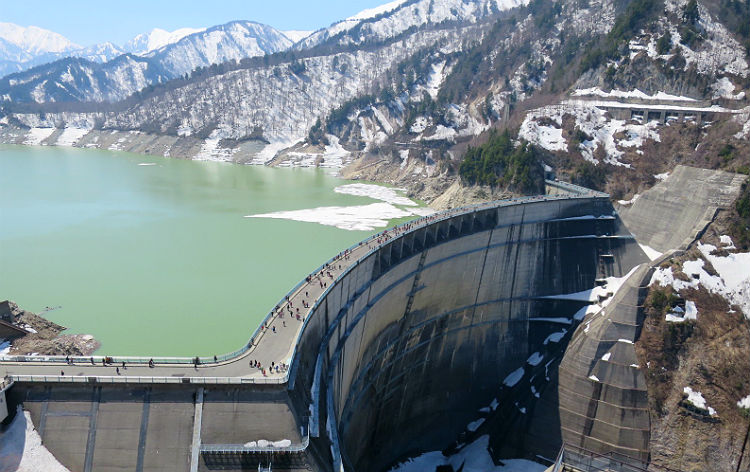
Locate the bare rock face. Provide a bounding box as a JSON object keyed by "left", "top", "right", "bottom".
{"left": 0, "top": 300, "right": 100, "bottom": 356}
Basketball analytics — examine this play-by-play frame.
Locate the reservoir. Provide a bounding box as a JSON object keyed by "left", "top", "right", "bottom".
{"left": 0, "top": 145, "right": 426, "bottom": 356}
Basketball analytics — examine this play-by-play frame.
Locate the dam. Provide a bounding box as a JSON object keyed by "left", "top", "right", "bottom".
{"left": 1, "top": 170, "right": 747, "bottom": 471}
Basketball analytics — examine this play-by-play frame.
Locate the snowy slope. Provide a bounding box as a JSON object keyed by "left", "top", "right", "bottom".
{"left": 297, "top": 0, "right": 528, "bottom": 49}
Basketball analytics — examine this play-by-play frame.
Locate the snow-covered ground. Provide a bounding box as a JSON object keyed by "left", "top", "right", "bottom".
{"left": 0, "top": 407, "right": 70, "bottom": 472}
{"left": 54, "top": 128, "right": 89, "bottom": 147}
{"left": 650, "top": 238, "right": 750, "bottom": 317}
{"left": 572, "top": 87, "right": 696, "bottom": 101}
{"left": 665, "top": 300, "right": 698, "bottom": 322}
{"left": 22, "top": 127, "right": 55, "bottom": 146}
{"left": 519, "top": 104, "right": 662, "bottom": 166}
{"left": 389, "top": 435, "right": 546, "bottom": 472}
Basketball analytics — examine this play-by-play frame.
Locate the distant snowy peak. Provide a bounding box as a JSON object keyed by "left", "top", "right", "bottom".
{"left": 123, "top": 27, "right": 206, "bottom": 55}
{"left": 0, "top": 22, "right": 79, "bottom": 56}
{"left": 282, "top": 30, "right": 314, "bottom": 43}
{"left": 297, "top": 0, "right": 528, "bottom": 49}
{"left": 77, "top": 42, "right": 125, "bottom": 63}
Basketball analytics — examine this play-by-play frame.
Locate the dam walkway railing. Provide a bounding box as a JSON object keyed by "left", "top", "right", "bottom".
{"left": 1, "top": 181, "right": 608, "bottom": 385}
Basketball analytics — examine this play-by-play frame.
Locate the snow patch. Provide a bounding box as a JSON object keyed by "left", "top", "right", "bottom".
{"left": 618, "top": 194, "right": 640, "bottom": 206}
{"left": 526, "top": 352, "right": 543, "bottom": 366}
{"left": 0, "top": 339, "right": 11, "bottom": 356}
{"left": 23, "top": 127, "right": 55, "bottom": 146}
{"left": 683, "top": 386, "right": 717, "bottom": 416}
{"left": 639, "top": 243, "right": 662, "bottom": 261}
{"left": 0, "top": 406, "right": 70, "bottom": 471}
{"left": 666, "top": 301, "right": 698, "bottom": 323}
{"left": 712, "top": 77, "right": 745, "bottom": 100}
{"left": 651, "top": 243, "right": 750, "bottom": 318}
{"left": 389, "top": 435, "right": 546, "bottom": 472}
{"left": 55, "top": 128, "right": 89, "bottom": 146}
{"left": 572, "top": 87, "right": 696, "bottom": 102}
{"left": 720, "top": 235, "right": 736, "bottom": 249}
{"left": 467, "top": 418, "right": 485, "bottom": 432}
{"left": 503, "top": 367, "right": 525, "bottom": 387}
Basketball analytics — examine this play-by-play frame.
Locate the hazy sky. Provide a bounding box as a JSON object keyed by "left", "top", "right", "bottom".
{"left": 2, "top": 0, "right": 390, "bottom": 46}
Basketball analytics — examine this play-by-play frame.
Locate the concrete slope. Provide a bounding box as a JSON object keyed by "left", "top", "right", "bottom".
{"left": 559, "top": 166, "right": 747, "bottom": 466}
{"left": 557, "top": 263, "right": 653, "bottom": 463}
{"left": 617, "top": 165, "right": 747, "bottom": 254}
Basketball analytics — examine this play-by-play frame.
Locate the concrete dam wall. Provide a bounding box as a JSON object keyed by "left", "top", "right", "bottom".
{"left": 289, "top": 195, "right": 648, "bottom": 471}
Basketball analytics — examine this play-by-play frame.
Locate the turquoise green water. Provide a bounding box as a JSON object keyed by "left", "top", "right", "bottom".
{"left": 0, "top": 145, "right": 411, "bottom": 356}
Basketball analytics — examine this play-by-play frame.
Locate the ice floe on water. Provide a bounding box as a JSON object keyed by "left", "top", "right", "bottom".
{"left": 388, "top": 435, "right": 546, "bottom": 472}
{"left": 334, "top": 183, "right": 416, "bottom": 206}
{"left": 248, "top": 182, "right": 434, "bottom": 231}
{"left": 0, "top": 407, "right": 70, "bottom": 472}
{"left": 246, "top": 202, "right": 415, "bottom": 231}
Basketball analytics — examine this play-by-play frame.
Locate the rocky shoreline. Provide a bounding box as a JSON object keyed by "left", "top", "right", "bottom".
{"left": 0, "top": 301, "right": 100, "bottom": 357}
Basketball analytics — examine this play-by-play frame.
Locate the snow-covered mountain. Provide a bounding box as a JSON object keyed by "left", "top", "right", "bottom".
{"left": 296, "top": 0, "right": 528, "bottom": 49}
{"left": 0, "top": 23, "right": 127, "bottom": 78}
{"left": 123, "top": 27, "right": 206, "bottom": 56}
{"left": 0, "top": 20, "right": 292, "bottom": 103}
{"left": 148, "top": 21, "right": 291, "bottom": 78}
{"left": 0, "top": 22, "right": 79, "bottom": 57}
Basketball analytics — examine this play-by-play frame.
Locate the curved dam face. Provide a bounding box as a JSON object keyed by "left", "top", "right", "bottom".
{"left": 289, "top": 195, "right": 648, "bottom": 471}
